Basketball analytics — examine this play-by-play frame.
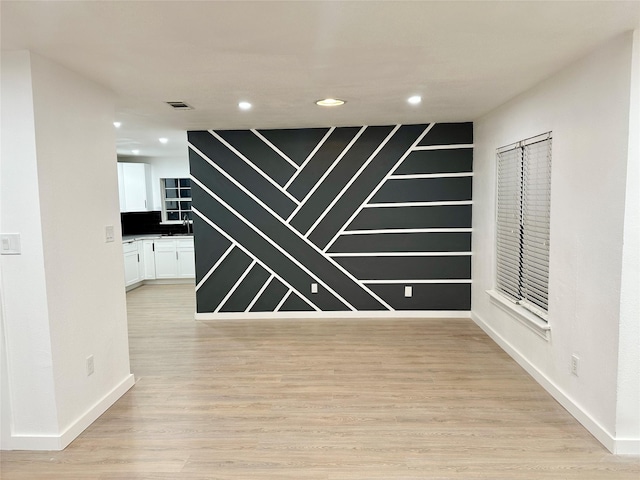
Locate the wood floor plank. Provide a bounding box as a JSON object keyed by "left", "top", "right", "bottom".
{"left": 1, "top": 284, "right": 638, "bottom": 479}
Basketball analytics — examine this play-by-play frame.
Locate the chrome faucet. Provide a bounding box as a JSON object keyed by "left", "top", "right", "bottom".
{"left": 183, "top": 214, "right": 191, "bottom": 234}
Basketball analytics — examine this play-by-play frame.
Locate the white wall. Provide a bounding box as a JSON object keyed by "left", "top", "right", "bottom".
{"left": 472, "top": 31, "right": 638, "bottom": 454}
{"left": 0, "top": 51, "right": 134, "bottom": 450}
{"left": 119, "top": 151, "right": 189, "bottom": 210}
{"left": 616, "top": 28, "right": 640, "bottom": 452}
{"left": 0, "top": 51, "right": 60, "bottom": 447}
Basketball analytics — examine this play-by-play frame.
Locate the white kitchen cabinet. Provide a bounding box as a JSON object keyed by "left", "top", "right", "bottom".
{"left": 123, "top": 237, "right": 194, "bottom": 290}
{"left": 142, "top": 240, "right": 156, "bottom": 279}
{"left": 152, "top": 237, "right": 195, "bottom": 279}
{"left": 123, "top": 241, "right": 142, "bottom": 287}
{"left": 154, "top": 239, "right": 179, "bottom": 279}
{"left": 118, "top": 163, "right": 152, "bottom": 212}
{"left": 176, "top": 239, "right": 196, "bottom": 278}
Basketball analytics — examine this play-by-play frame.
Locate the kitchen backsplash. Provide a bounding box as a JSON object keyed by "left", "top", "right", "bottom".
{"left": 121, "top": 211, "right": 190, "bottom": 236}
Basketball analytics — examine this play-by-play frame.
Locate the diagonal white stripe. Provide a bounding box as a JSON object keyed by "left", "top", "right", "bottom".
{"left": 195, "top": 244, "right": 235, "bottom": 292}
{"left": 208, "top": 130, "right": 300, "bottom": 204}
{"left": 284, "top": 127, "right": 335, "bottom": 190}
{"left": 245, "top": 275, "right": 274, "bottom": 312}
{"left": 323, "top": 124, "right": 435, "bottom": 253}
{"left": 274, "top": 290, "right": 292, "bottom": 312}
{"left": 305, "top": 125, "right": 402, "bottom": 239}
{"left": 215, "top": 260, "right": 256, "bottom": 313}
{"left": 250, "top": 129, "right": 300, "bottom": 171}
{"left": 191, "top": 176, "right": 357, "bottom": 311}
{"left": 192, "top": 207, "right": 320, "bottom": 311}
{"left": 190, "top": 143, "right": 393, "bottom": 311}
{"left": 287, "top": 126, "right": 367, "bottom": 223}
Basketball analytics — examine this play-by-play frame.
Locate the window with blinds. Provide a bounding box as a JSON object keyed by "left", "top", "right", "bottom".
{"left": 496, "top": 133, "right": 552, "bottom": 320}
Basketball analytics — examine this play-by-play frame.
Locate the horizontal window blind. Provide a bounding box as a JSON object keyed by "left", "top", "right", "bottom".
{"left": 496, "top": 133, "right": 551, "bottom": 320}
{"left": 496, "top": 147, "right": 522, "bottom": 302}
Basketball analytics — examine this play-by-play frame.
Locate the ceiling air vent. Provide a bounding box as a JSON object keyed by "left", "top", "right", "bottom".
{"left": 166, "top": 101, "right": 193, "bottom": 110}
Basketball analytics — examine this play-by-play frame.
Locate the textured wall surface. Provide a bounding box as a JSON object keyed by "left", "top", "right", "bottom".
{"left": 188, "top": 122, "right": 473, "bottom": 314}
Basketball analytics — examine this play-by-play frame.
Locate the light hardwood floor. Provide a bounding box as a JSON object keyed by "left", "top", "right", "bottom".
{"left": 2, "top": 284, "right": 638, "bottom": 479}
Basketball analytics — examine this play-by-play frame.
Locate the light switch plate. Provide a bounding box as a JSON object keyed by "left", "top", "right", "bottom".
{"left": 105, "top": 225, "right": 115, "bottom": 243}
{"left": 0, "top": 234, "right": 21, "bottom": 255}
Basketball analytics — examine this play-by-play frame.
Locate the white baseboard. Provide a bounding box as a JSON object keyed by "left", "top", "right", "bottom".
{"left": 471, "top": 312, "right": 638, "bottom": 455}
{"left": 127, "top": 278, "right": 195, "bottom": 291}
{"left": 7, "top": 374, "right": 135, "bottom": 451}
{"left": 195, "top": 310, "right": 471, "bottom": 320}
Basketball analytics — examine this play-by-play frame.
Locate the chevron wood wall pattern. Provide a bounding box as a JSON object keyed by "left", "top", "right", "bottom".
{"left": 188, "top": 122, "right": 473, "bottom": 315}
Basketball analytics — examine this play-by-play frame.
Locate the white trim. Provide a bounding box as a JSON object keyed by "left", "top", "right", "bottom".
{"left": 127, "top": 278, "right": 194, "bottom": 292}
{"left": 305, "top": 125, "right": 402, "bottom": 238}
{"left": 340, "top": 228, "right": 473, "bottom": 235}
{"left": 284, "top": 127, "right": 335, "bottom": 189}
{"left": 323, "top": 124, "right": 435, "bottom": 252}
{"left": 388, "top": 172, "right": 473, "bottom": 179}
{"left": 195, "top": 244, "right": 234, "bottom": 291}
{"left": 191, "top": 177, "right": 357, "bottom": 311}
{"left": 188, "top": 146, "right": 393, "bottom": 311}
{"left": 274, "top": 290, "right": 292, "bottom": 312}
{"left": 365, "top": 201, "right": 473, "bottom": 208}
{"left": 245, "top": 275, "right": 273, "bottom": 312}
{"left": 328, "top": 252, "right": 472, "bottom": 257}
{"left": 215, "top": 260, "right": 256, "bottom": 313}
{"left": 208, "top": 130, "right": 300, "bottom": 205}
{"left": 470, "top": 311, "right": 626, "bottom": 454}
{"left": 412, "top": 143, "right": 474, "bottom": 151}
{"left": 287, "top": 126, "right": 367, "bottom": 222}
{"left": 250, "top": 129, "right": 300, "bottom": 170}
{"left": 192, "top": 207, "right": 320, "bottom": 311}
{"left": 7, "top": 374, "right": 135, "bottom": 451}
{"left": 487, "top": 289, "right": 550, "bottom": 339}
{"left": 195, "top": 311, "right": 471, "bottom": 320}
{"left": 362, "top": 279, "right": 472, "bottom": 284}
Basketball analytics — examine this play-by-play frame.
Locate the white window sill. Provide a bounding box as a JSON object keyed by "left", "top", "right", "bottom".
{"left": 160, "top": 221, "right": 192, "bottom": 225}
{"left": 486, "top": 289, "right": 550, "bottom": 340}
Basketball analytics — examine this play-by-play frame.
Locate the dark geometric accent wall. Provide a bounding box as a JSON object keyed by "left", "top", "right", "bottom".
{"left": 188, "top": 122, "right": 473, "bottom": 314}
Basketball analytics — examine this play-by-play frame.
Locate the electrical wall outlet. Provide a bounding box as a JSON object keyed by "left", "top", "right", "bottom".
{"left": 404, "top": 286, "right": 413, "bottom": 297}
{"left": 571, "top": 354, "right": 579, "bottom": 377}
{"left": 86, "top": 355, "right": 94, "bottom": 376}
{"left": 311, "top": 283, "right": 318, "bottom": 294}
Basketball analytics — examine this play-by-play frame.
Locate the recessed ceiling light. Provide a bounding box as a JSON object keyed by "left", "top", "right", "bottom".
{"left": 316, "top": 98, "right": 345, "bottom": 107}
{"left": 408, "top": 95, "right": 422, "bottom": 105}
{"left": 113, "top": 122, "right": 121, "bottom": 128}
{"left": 239, "top": 101, "right": 252, "bottom": 110}
{"left": 159, "top": 138, "right": 168, "bottom": 144}
{"left": 132, "top": 149, "right": 139, "bottom": 155}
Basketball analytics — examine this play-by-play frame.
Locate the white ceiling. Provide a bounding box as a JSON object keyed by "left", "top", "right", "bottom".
{"left": 2, "top": 1, "right": 639, "bottom": 160}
